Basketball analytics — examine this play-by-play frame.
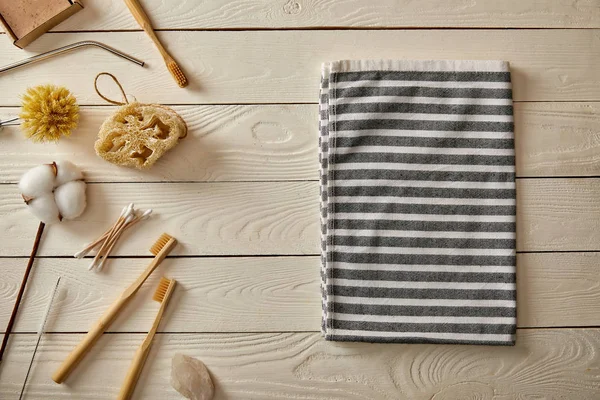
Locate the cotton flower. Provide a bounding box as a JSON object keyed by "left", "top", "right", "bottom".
{"left": 19, "top": 161, "right": 87, "bottom": 224}
{"left": 20, "top": 85, "right": 79, "bottom": 143}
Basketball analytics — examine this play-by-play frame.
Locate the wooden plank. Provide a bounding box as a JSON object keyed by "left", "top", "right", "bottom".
{"left": 49, "top": 0, "right": 600, "bottom": 30}
{"left": 516, "top": 102, "right": 600, "bottom": 177}
{"left": 3, "top": 178, "right": 600, "bottom": 256}
{"left": 0, "top": 30, "right": 598, "bottom": 105}
{"left": 1, "top": 330, "right": 599, "bottom": 399}
{"left": 0, "top": 105, "right": 317, "bottom": 183}
{"left": 0, "top": 182, "right": 319, "bottom": 257}
{"left": 0, "top": 333, "right": 27, "bottom": 399}
{"left": 516, "top": 178, "right": 600, "bottom": 251}
{"left": 516, "top": 253, "right": 600, "bottom": 327}
{"left": 2, "top": 102, "right": 600, "bottom": 183}
{"left": 0, "top": 254, "right": 598, "bottom": 334}
{"left": 0, "top": 257, "right": 322, "bottom": 334}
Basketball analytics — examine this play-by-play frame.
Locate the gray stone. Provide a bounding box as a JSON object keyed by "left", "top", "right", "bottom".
{"left": 171, "top": 353, "right": 215, "bottom": 400}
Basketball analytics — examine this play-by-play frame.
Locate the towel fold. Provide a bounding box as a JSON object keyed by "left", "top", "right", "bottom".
{"left": 319, "top": 60, "right": 516, "bottom": 345}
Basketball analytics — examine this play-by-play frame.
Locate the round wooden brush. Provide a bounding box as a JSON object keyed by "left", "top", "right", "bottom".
{"left": 123, "top": 0, "right": 188, "bottom": 88}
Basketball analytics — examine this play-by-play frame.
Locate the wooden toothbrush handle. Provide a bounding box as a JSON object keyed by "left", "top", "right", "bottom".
{"left": 117, "top": 335, "right": 153, "bottom": 400}
{"left": 118, "top": 279, "right": 176, "bottom": 400}
{"left": 122, "top": 0, "right": 171, "bottom": 60}
{"left": 52, "top": 236, "right": 176, "bottom": 384}
{"left": 51, "top": 296, "right": 130, "bottom": 384}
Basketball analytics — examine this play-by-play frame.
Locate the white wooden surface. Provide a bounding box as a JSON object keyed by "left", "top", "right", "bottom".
{"left": 1, "top": 1, "right": 600, "bottom": 399}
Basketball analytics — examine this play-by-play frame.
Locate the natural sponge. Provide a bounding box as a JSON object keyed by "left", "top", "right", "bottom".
{"left": 94, "top": 102, "right": 187, "bottom": 170}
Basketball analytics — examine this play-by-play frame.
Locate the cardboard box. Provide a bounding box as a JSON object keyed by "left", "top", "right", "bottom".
{"left": 0, "top": 0, "right": 83, "bottom": 49}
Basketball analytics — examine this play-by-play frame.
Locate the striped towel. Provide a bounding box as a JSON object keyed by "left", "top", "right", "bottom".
{"left": 319, "top": 60, "right": 516, "bottom": 345}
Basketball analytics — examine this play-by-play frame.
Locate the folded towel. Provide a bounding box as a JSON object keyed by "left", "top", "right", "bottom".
{"left": 319, "top": 60, "right": 516, "bottom": 345}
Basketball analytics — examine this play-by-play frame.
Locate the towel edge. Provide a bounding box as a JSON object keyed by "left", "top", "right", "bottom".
{"left": 323, "top": 59, "right": 510, "bottom": 73}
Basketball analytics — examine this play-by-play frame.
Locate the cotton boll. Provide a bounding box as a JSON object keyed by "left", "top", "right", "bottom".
{"left": 19, "top": 164, "right": 56, "bottom": 199}
{"left": 27, "top": 194, "right": 60, "bottom": 224}
{"left": 54, "top": 181, "right": 87, "bottom": 220}
{"left": 55, "top": 160, "right": 83, "bottom": 187}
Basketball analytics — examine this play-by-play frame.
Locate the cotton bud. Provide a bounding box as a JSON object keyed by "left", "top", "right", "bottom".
{"left": 55, "top": 160, "right": 84, "bottom": 187}
{"left": 27, "top": 194, "right": 61, "bottom": 224}
{"left": 18, "top": 164, "right": 56, "bottom": 200}
{"left": 54, "top": 181, "right": 87, "bottom": 220}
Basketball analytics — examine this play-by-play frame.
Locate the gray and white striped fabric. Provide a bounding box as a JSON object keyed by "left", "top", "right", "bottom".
{"left": 319, "top": 60, "right": 516, "bottom": 345}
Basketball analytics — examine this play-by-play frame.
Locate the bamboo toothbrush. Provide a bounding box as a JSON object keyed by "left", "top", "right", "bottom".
{"left": 123, "top": 0, "right": 188, "bottom": 88}
{"left": 117, "top": 277, "right": 177, "bottom": 400}
{"left": 51, "top": 233, "right": 178, "bottom": 384}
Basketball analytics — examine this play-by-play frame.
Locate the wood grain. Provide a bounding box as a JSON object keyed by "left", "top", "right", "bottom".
{"left": 0, "top": 254, "right": 598, "bottom": 334}
{"left": 0, "top": 182, "right": 320, "bottom": 257}
{"left": 1, "top": 330, "right": 599, "bottom": 399}
{"left": 48, "top": 0, "right": 600, "bottom": 30}
{"left": 0, "top": 257, "right": 321, "bottom": 334}
{"left": 516, "top": 178, "right": 600, "bottom": 251}
{"left": 0, "top": 2, "right": 598, "bottom": 399}
{"left": 4, "top": 179, "right": 600, "bottom": 256}
{"left": 1, "top": 30, "right": 599, "bottom": 105}
{"left": 516, "top": 102, "right": 600, "bottom": 177}
{"left": 2, "top": 103, "right": 600, "bottom": 183}
{"left": 0, "top": 105, "right": 317, "bottom": 183}
{"left": 516, "top": 253, "right": 600, "bottom": 328}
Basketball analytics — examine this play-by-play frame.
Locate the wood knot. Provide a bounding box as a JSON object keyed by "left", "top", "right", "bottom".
{"left": 251, "top": 122, "right": 292, "bottom": 144}
{"left": 283, "top": 0, "right": 301, "bottom": 15}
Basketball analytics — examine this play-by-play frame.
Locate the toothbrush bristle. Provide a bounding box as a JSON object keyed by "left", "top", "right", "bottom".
{"left": 167, "top": 61, "right": 188, "bottom": 88}
{"left": 152, "top": 277, "right": 172, "bottom": 303}
{"left": 150, "top": 233, "right": 175, "bottom": 256}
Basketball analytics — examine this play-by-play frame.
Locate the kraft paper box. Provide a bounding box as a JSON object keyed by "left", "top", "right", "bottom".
{"left": 0, "top": 0, "right": 83, "bottom": 49}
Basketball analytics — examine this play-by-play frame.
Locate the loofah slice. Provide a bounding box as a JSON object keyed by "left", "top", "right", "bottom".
{"left": 94, "top": 102, "right": 187, "bottom": 170}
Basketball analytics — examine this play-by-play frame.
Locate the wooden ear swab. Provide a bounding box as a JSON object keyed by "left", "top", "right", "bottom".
{"left": 76, "top": 205, "right": 152, "bottom": 271}
{"left": 95, "top": 213, "right": 135, "bottom": 271}
{"left": 96, "top": 209, "right": 153, "bottom": 272}
{"left": 75, "top": 205, "right": 131, "bottom": 259}
{"left": 90, "top": 204, "right": 134, "bottom": 269}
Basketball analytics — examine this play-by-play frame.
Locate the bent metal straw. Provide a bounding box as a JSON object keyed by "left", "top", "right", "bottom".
{"left": 0, "top": 41, "right": 145, "bottom": 75}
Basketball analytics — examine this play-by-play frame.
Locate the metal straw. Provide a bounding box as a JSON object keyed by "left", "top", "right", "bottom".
{"left": 0, "top": 117, "right": 20, "bottom": 128}
{"left": 0, "top": 41, "right": 145, "bottom": 75}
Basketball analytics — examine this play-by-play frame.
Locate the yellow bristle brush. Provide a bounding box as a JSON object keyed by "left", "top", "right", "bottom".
{"left": 52, "top": 233, "right": 177, "bottom": 384}
{"left": 118, "top": 277, "right": 176, "bottom": 400}
{"left": 123, "top": 0, "right": 188, "bottom": 88}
